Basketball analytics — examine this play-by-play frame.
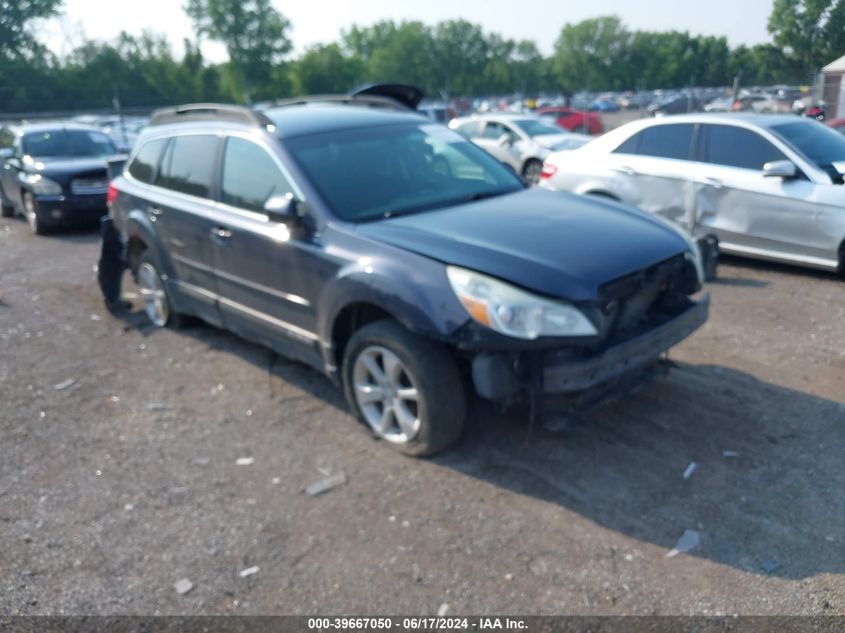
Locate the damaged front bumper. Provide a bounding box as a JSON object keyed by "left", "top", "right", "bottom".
{"left": 471, "top": 293, "right": 709, "bottom": 401}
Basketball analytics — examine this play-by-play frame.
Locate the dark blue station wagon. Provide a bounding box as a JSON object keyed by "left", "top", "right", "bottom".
{"left": 108, "top": 90, "right": 709, "bottom": 455}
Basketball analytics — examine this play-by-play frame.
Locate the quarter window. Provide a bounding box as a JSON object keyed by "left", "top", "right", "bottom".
{"left": 220, "top": 137, "right": 293, "bottom": 212}
{"left": 703, "top": 125, "right": 786, "bottom": 170}
{"left": 157, "top": 135, "right": 219, "bottom": 198}
{"left": 127, "top": 138, "right": 167, "bottom": 184}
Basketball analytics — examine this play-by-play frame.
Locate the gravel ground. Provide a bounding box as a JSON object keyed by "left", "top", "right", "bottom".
{"left": 0, "top": 216, "right": 843, "bottom": 616}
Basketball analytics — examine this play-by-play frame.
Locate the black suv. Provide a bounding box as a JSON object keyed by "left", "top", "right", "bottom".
{"left": 0, "top": 123, "right": 119, "bottom": 234}
{"left": 108, "top": 87, "right": 709, "bottom": 455}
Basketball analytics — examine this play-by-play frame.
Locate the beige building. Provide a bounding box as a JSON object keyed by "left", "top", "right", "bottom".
{"left": 822, "top": 54, "right": 845, "bottom": 118}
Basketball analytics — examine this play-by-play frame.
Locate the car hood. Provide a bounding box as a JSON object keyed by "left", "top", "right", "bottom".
{"left": 26, "top": 156, "right": 112, "bottom": 178}
{"left": 356, "top": 188, "right": 690, "bottom": 302}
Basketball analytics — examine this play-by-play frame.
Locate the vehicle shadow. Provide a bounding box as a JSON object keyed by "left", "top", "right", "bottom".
{"left": 437, "top": 362, "right": 845, "bottom": 581}
{"left": 718, "top": 254, "right": 842, "bottom": 282}
{"left": 114, "top": 301, "right": 845, "bottom": 581}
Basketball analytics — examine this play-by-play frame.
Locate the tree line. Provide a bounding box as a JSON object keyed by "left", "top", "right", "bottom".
{"left": 1, "top": 0, "right": 843, "bottom": 113}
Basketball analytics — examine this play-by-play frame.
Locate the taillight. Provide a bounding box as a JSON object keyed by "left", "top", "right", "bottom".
{"left": 106, "top": 182, "right": 118, "bottom": 205}
{"left": 540, "top": 163, "right": 558, "bottom": 179}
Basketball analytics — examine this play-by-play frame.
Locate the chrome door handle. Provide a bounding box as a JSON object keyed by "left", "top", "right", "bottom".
{"left": 702, "top": 177, "right": 723, "bottom": 189}
{"left": 210, "top": 227, "right": 232, "bottom": 245}
{"left": 614, "top": 165, "right": 637, "bottom": 176}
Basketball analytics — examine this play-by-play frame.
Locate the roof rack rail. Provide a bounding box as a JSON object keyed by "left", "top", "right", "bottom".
{"left": 149, "top": 103, "right": 274, "bottom": 128}
{"left": 269, "top": 94, "right": 412, "bottom": 112}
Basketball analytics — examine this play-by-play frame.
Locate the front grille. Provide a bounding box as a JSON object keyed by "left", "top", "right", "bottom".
{"left": 598, "top": 254, "right": 699, "bottom": 342}
{"left": 70, "top": 174, "right": 108, "bottom": 196}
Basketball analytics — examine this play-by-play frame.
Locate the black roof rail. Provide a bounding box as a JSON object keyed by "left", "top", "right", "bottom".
{"left": 268, "top": 94, "right": 413, "bottom": 112}
{"left": 149, "top": 103, "right": 274, "bottom": 128}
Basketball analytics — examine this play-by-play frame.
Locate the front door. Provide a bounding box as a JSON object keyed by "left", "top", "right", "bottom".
{"left": 694, "top": 124, "right": 822, "bottom": 261}
{"left": 209, "top": 135, "right": 323, "bottom": 364}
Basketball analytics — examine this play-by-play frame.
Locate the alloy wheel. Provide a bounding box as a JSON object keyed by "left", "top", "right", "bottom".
{"left": 352, "top": 345, "right": 421, "bottom": 444}
{"left": 137, "top": 262, "right": 169, "bottom": 327}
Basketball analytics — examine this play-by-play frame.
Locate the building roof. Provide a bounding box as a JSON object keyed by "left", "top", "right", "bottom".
{"left": 823, "top": 54, "right": 845, "bottom": 73}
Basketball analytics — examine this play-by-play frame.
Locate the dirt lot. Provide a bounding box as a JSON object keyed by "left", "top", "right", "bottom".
{"left": 1, "top": 216, "right": 843, "bottom": 616}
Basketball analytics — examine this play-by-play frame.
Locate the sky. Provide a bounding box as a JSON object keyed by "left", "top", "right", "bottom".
{"left": 37, "top": 0, "right": 776, "bottom": 62}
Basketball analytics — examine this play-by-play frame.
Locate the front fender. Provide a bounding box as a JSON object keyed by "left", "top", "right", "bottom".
{"left": 317, "top": 255, "right": 469, "bottom": 348}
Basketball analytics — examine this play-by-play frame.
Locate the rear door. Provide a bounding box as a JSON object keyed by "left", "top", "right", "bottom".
{"left": 149, "top": 134, "right": 223, "bottom": 323}
{"left": 607, "top": 123, "right": 698, "bottom": 233}
{"left": 209, "top": 135, "right": 322, "bottom": 361}
{"left": 694, "top": 123, "right": 822, "bottom": 260}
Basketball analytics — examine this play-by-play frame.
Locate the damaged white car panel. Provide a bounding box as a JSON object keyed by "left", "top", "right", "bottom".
{"left": 540, "top": 113, "right": 845, "bottom": 273}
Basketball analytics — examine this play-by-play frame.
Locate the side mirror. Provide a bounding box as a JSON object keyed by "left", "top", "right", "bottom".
{"left": 263, "top": 192, "right": 299, "bottom": 223}
{"left": 762, "top": 160, "right": 797, "bottom": 179}
{"left": 497, "top": 133, "right": 513, "bottom": 147}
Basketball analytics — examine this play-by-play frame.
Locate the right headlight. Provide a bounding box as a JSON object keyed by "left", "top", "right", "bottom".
{"left": 20, "top": 173, "right": 63, "bottom": 196}
{"left": 447, "top": 266, "right": 597, "bottom": 340}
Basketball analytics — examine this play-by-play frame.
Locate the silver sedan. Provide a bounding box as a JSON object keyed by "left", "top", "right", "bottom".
{"left": 449, "top": 113, "right": 591, "bottom": 185}
{"left": 540, "top": 113, "right": 845, "bottom": 273}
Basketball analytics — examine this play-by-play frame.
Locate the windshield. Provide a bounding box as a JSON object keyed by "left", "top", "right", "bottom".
{"left": 286, "top": 122, "right": 524, "bottom": 222}
{"left": 770, "top": 120, "right": 845, "bottom": 180}
{"left": 512, "top": 119, "right": 565, "bottom": 137}
{"left": 22, "top": 129, "right": 116, "bottom": 158}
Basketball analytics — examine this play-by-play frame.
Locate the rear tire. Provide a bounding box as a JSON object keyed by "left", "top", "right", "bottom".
{"left": 522, "top": 159, "right": 543, "bottom": 186}
{"left": 136, "top": 251, "right": 182, "bottom": 328}
{"left": 342, "top": 320, "right": 466, "bottom": 456}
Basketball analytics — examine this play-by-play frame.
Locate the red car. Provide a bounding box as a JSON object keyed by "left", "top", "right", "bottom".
{"left": 828, "top": 117, "right": 845, "bottom": 136}
{"left": 537, "top": 107, "right": 604, "bottom": 135}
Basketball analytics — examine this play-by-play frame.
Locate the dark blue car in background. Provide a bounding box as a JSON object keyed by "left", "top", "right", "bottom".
{"left": 0, "top": 123, "right": 119, "bottom": 234}
{"left": 107, "top": 88, "right": 709, "bottom": 455}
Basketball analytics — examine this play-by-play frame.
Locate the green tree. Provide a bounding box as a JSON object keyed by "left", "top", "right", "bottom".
{"left": 184, "top": 0, "right": 292, "bottom": 102}
{"left": 0, "top": 0, "right": 63, "bottom": 60}
{"left": 768, "top": 0, "right": 845, "bottom": 75}
{"left": 551, "top": 16, "right": 631, "bottom": 94}
{"left": 292, "top": 43, "right": 364, "bottom": 94}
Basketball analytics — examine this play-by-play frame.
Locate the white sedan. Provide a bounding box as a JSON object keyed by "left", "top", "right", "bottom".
{"left": 540, "top": 113, "right": 845, "bottom": 273}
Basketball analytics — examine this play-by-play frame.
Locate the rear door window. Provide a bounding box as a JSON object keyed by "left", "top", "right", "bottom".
{"left": 156, "top": 135, "right": 219, "bottom": 198}
{"left": 703, "top": 124, "right": 786, "bottom": 170}
{"left": 614, "top": 124, "right": 695, "bottom": 160}
{"left": 220, "top": 137, "right": 293, "bottom": 212}
{"left": 127, "top": 138, "right": 167, "bottom": 184}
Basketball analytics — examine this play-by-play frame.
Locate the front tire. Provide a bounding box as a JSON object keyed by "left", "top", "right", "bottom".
{"left": 23, "top": 192, "right": 46, "bottom": 234}
{"left": 342, "top": 320, "right": 466, "bottom": 456}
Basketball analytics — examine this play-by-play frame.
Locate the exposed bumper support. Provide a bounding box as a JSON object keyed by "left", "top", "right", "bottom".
{"left": 471, "top": 293, "right": 709, "bottom": 400}
{"left": 543, "top": 293, "right": 709, "bottom": 394}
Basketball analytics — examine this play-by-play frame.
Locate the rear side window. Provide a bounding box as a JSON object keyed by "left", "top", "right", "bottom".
{"left": 127, "top": 138, "right": 166, "bottom": 184}
{"left": 614, "top": 124, "right": 695, "bottom": 160}
{"left": 157, "top": 135, "right": 219, "bottom": 198}
{"left": 703, "top": 125, "right": 786, "bottom": 170}
{"left": 220, "top": 137, "right": 293, "bottom": 212}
